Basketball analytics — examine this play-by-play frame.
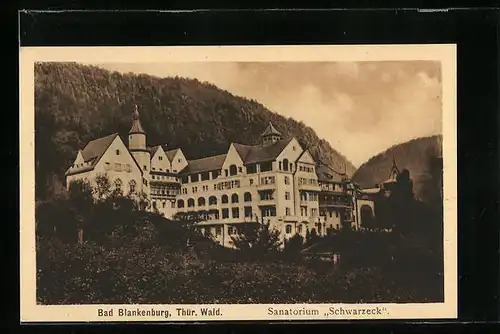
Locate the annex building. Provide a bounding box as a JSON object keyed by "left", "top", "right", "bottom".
{"left": 65, "top": 106, "right": 385, "bottom": 247}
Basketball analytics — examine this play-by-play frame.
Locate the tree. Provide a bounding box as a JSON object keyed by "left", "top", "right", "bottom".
{"left": 391, "top": 169, "right": 416, "bottom": 234}
{"left": 231, "top": 218, "right": 282, "bottom": 259}
{"left": 283, "top": 233, "right": 304, "bottom": 257}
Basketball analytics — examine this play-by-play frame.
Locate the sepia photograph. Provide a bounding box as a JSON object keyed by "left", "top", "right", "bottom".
{"left": 20, "top": 45, "right": 457, "bottom": 321}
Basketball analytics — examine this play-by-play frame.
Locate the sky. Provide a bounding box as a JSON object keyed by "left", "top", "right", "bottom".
{"left": 93, "top": 61, "right": 442, "bottom": 167}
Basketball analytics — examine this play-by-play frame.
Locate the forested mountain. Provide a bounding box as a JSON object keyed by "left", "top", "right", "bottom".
{"left": 35, "top": 62, "right": 356, "bottom": 200}
{"left": 352, "top": 135, "right": 443, "bottom": 206}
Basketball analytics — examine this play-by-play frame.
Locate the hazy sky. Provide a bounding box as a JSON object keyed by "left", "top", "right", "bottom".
{"left": 93, "top": 61, "right": 442, "bottom": 167}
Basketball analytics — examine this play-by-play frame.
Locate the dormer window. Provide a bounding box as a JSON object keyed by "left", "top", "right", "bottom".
{"left": 116, "top": 149, "right": 120, "bottom": 155}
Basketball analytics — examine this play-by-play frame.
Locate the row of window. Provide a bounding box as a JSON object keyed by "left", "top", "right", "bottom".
{"left": 298, "top": 165, "right": 314, "bottom": 173}
{"left": 178, "top": 192, "right": 254, "bottom": 208}
{"left": 299, "top": 206, "right": 318, "bottom": 217}
{"left": 151, "top": 174, "right": 177, "bottom": 181}
{"left": 104, "top": 162, "right": 132, "bottom": 173}
{"left": 113, "top": 178, "right": 136, "bottom": 193}
{"left": 298, "top": 177, "right": 318, "bottom": 186}
{"left": 300, "top": 192, "right": 319, "bottom": 201}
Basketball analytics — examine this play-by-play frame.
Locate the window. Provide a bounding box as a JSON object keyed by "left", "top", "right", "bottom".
{"left": 198, "top": 197, "right": 206, "bottom": 206}
{"left": 129, "top": 180, "right": 136, "bottom": 194}
{"left": 212, "top": 170, "right": 221, "bottom": 179}
{"left": 279, "top": 161, "right": 282, "bottom": 170}
{"left": 285, "top": 207, "right": 291, "bottom": 216}
{"left": 216, "top": 226, "right": 222, "bottom": 236}
{"left": 284, "top": 176, "right": 290, "bottom": 185}
{"left": 283, "top": 158, "right": 289, "bottom": 171}
{"left": 222, "top": 208, "right": 229, "bottom": 218}
{"left": 238, "top": 166, "right": 243, "bottom": 173}
{"left": 336, "top": 212, "right": 339, "bottom": 217}
{"left": 229, "top": 165, "right": 237, "bottom": 176}
{"left": 298, "top": 225, "right": 303, "bottom": 233}
{"left": 178, "top": 158, "right": 181, "bottom": 163}
{"left": 286, "top": 224, "right": 292, "bottom": 234}
{"left": 116, "top": 149, "right": 120, "bottom": 155}
{"left": 187, "top": 198, "right": 195, "bottom": 207}
{"left": 192, "top": 187, "right": 198, "bottom": 193}
{"left": 246, "top": 164, "right": 257, "bottom": 174}
{"left": 244, "top": 192, "right": 252, "bottom": 202}
{"left": 285, "top": 192, "right": 290, "bottom": 200}
{"left": 244, "top": 206, "right": 252, "bottom": 218}
{"left": 181, "top": 175, "right": 189, "bottom": 183}
{"left": 260, "top": 161, "right": 272, "bottom": 172}
{"left": 300, "top": 192, "right": 308, "bottom": 201}
{"left": 152, "top": 201, "right": 157, "bottom": 210}
{"left": 221, "top": 195, "right": 229, "bottom": 204}
{"left": 311, "top": 208, "right": 318, "bottom": 217}
{"left": 190, "top": 174, "right": 198, "bottom": 183}
{"left": 262, "top": 207, "right": 277, "bottom": 217}
{"left": 209, "top": 196, "right": 217, "bottom": 205}
{"left": 228, "top": 225, "right": 236, "bottom": 235}
{"left": 224, "top": 169, "right": 228, "bottom": 177}
{"left": 163, "top": 202, "right": 166, "bottom": 208}
{"left": 232, "top": 207, "right": 240, "bottom": 218}
{"left": 231, "top": 194, "right": 239, "bottom": 203}
{"left": 159, "top": 156, "right": 163, "bottom": 160}
{"left": 300, "top": 207, "right": 307, "bottom": 216}
{"left": 143, "top": 165, "right": 148, "bottom": 171}
{"left": 114, "top": 178, "right": 122, "bottom": 191}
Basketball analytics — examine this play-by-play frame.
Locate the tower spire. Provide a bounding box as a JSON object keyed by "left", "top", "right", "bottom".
{"left": 389, "top": 156, "right": 400, "bottom": 180}
{"left": 129, "top": 104, "right": 145, "bottom": 134}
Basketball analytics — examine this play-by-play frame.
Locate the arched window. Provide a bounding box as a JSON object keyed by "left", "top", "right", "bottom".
{"left": 283, "top": 158, "right": 289, "bottom": 171}
{"left": 177, "top": 199, "right": 185, "bottom": 208}
{"left": 129, "top": 180, "right": 136, "bottom": 194}
{"left": 244, "top": 192, "right": 252, "bottom": 202}
{"left": 231, "top": 193, "right": 239, "bottom": 203}
{"left": 187, "top": 198, "right": 195, "bottom": 207}
{"left": 209, "top": 196, "right": 217, "bottom": 205}
{"left": 198, "top": 197, "right": 206, "bottom": 206}
{"left": 229, "top": 164, "right": 238, "bottom": 176}
{"left": 221, "top": 194, "right": 229, "bottom": 204}
{"left": 285, "top": 224, "right": 292, "bottom": 234}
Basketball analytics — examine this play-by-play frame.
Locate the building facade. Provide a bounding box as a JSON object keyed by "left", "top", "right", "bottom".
{"left": 65, "top": 106, "right": 375, "bottom": 247}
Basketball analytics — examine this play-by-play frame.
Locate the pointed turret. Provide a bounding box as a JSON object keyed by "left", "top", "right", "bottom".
{"left": 388, "top": 156, "right": 400, "bottom": 181}
{"left": 261, "top": 122, "right": 282, "bottom": 146}
{"left": 129, "top": 104, "right": 146, "bottom": 135}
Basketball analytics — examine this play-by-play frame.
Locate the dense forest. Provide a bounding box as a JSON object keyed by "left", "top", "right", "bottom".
{"left": 353, "top": 135, "right": 443, "bottom": 206}
{"left": 35, "top": 62, "right": 356, "bottom": 200}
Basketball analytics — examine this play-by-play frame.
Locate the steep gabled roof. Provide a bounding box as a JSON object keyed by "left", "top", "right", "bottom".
{"left": 148, "top": 145, "right": 161, "bottom": 158}
{"left": 261, "top": 122, "right": 282, "bottom": 137}
{"left": 315, "top": 164, "right": 347, "bottom": 183}
{"left": 233, "top": 138, "right": 293, "bottom": 165}
{"left": 66, "top": 133, "right": 119, "bottom": 175}
{"left": 165, "top": 148, "right": 181, "bottom": 162}
{"left": 180, "top": 154, "right": 227, "bottom": 174}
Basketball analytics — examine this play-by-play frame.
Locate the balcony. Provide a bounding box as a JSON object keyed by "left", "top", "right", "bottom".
{"left": 298, "top": 183, "right": 321, "bottom": 192}
{"left": 257, "top": 183, "right": 276, "bottom": 191}
{"left": 258, "top": 198, "right": 276, "bottom": 206}
{"left": 319, "top": 201, "right": 352, "bottom": 208}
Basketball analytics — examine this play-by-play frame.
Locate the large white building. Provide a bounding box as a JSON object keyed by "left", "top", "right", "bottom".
{"left": 66, "top": 106, "right": 373, "bottom": 247}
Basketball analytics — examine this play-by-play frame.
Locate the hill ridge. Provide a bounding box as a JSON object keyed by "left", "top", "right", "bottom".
{"left": 35, "top": 62, "right": 356, "bottom": 199}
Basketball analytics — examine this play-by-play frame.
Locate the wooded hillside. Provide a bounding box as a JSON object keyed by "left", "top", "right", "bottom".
{"left": 353, "top": 135, "right": 443, "bottom": 205}
{"left": 35, "top": 62, "right": 356, "bottom": 200}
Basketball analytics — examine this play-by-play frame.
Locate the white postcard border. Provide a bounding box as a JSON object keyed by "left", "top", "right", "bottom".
{"left": 19, "top": 44, "right": 457, "bottom": 322}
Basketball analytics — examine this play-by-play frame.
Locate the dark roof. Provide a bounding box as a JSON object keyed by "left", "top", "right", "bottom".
{"left": 148, "top": 145, "right": 161, "bottom": 157}
{"left": 316, "top": 164, "right": 346, "bottom": 183}
{"left": 165, "top": 148, "right": 181, "bottom": 162}
{"left": 129, "top": 107, "right": 146, "bottom": 134}
{"left": 233, "top": 138, "right": 293, "bottom": 165}
{"left": 181, "top": 154, "right": 227, "bottom": 174}
{"left": 261, "top": 122, "right": 282, "bottom": 137}
{"left": 66, "top": 133, "right": 119, "bottom": 175}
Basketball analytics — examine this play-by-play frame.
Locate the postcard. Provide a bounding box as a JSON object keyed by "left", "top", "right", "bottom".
{"left": 19, "top": 44, "right": 457, "bottom": 322}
